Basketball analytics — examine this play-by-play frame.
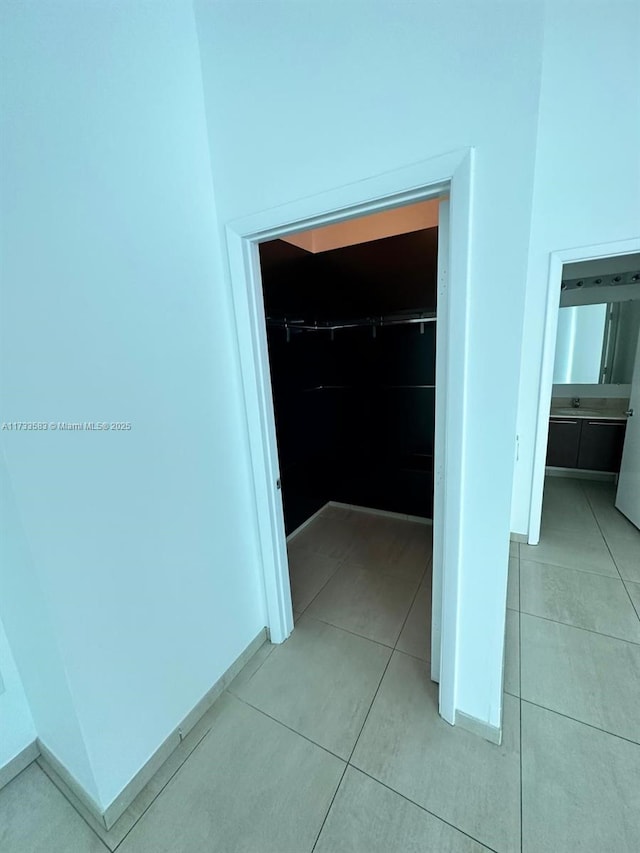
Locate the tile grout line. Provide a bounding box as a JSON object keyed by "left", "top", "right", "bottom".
{"left": 25, "top": 765, "right": 113, "bottom": 853}
{"left": 519, "top": 696, "right": 640, "bottom": 749}
{"left": 519, "top": 608, "right": 640, "bottom": 647}
{"left": 519, "top": 552, "right": 621, "bottom": 580}
{"left": 227, "top": 644, "right": 277, "bottom": 695}
{"left": 302, "top": 513, "right": 435, "bottom": 850}
{"left": 36, "top": 720, "right": 215, "bottom": 853}
{"left": 347, "top": 766, "right": 502, "bottom": 853}
{"left": 583, "top": 487, "right": 640, "bottom": 620}
{"left": 392, "top": 559, "right": 430, "bottom": 655}
{"left": 291, "top": 506, "right": 427, "bottom": 621}
{"left": 230, "top": 692, "right": 346, "bottom": 762}
{"left": 303, "top": 614, "right": 434, "bottom": 665}
{"left": 309, "top": 605, "right": 403, "bottom": 852}
{"left": 309, "top": 766, "right": 349, "bottom": 853}
{"left": 234, "top": 551, "right": 428, "bottom": 853}
{"left": 580, "top": 481, "right": 624, "bottom": 581}
{"left": 579, "top": 481, "right": 640, "bottom": 623}
{"left": 332, "top": 557, "right": 431, "bottom": 840}
{"left": 343, "top": 574, "right": 425, "bottom": 759}
{"left": 109, "top": 726, "right": 213, "bottom": 852}
{"left": 622, "top": 579, "right": 640, "bottom": 623}
{"left": 290, "top": 533, "right": 350, "bottom": 622}
{"left": 345, "top": 647, "right": 396, "bottom": 766}
{"left": 583, "top": 486, "right": 640, "bottom": 596}
{"left": 301, "top": 613, "right": 395, "bottom": 650}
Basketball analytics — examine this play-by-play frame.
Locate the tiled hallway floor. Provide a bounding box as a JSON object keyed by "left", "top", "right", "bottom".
{"left": 2, "top": 487, "right": 640, "bottom": 852}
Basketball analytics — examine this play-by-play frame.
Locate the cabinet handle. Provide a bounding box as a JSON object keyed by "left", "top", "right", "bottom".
{"left": 586, "top": 421, "right": 625, "bottom": 426}
{"left": 550, "top": 419, "right": 578, "bottom": 424}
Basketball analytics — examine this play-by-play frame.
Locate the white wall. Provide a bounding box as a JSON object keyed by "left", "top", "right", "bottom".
{"left": 193, "top": 0, "right": 545, "bottom": 729}
{"left": 0, "top": 450, "right": 98, "bottom": 799}
{"left": 0, "top": 1, "right": 265, "bottom": 807}
{"left": 0, "top": 611, "right": 35, "bottom": 770}
{"left": 512, "top": 0, "right": 640, "bottom": 534}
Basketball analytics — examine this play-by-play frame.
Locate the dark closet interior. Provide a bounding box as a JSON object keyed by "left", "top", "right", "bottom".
{"left": 259, "top": 228, "right": 438, "bottom": 534}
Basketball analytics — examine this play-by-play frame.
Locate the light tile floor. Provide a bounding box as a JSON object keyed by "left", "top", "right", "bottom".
{"left": 2, "top": 486, "right": 640, "bottom": 852}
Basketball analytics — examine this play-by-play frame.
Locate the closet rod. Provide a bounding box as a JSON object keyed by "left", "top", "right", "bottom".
{"left": 300, "top": 384, "right": 436, "bottom": 391}
{"left": 266, "top": 314, "right": 436, "bottom": 332}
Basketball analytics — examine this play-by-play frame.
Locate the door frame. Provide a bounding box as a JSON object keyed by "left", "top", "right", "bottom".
{"left": 527, "top": 236, "right": 640, "bottom": 545}
{"left": 225, "top": 148, "right": 474, "bottom": 723}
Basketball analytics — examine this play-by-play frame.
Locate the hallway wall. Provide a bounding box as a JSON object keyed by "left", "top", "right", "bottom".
{"left": 0, "top": 1, "right": 265, "bottom": 808}
{"left": 512, "top": 0, "right": 640, "bottom": 535}
{"left": 0, "top": 613, "right": 35, "bottom": 772}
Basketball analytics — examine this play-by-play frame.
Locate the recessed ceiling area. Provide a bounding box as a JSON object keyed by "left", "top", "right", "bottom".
{"left": 260, "top": 199, "right": 441, "bottom": 322}
{"left": 282, "top": 198, "right": 440, "bottom": 254}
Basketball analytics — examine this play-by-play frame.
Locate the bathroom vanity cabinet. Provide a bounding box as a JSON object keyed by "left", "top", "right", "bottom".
{"left": 547, "top": 415, "right": 627, "bottom": 473}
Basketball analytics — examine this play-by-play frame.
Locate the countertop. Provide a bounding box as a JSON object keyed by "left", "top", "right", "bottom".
{"left": 550, "top": 408, "right": 628, "bottom": 421}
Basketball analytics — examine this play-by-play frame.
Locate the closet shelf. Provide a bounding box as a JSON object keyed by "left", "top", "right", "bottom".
{"left": 298, "top": 384, "right": 435, "bottom": 391}
{"left": 266, "top": 311, "right": 436, "bottom": 334}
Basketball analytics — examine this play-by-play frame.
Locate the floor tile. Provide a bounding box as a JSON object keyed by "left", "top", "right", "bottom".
{"left": 509, "top": 540, "right": 519, "bottom": 558}
{"left": 0, "top": 764, "right": 107, "bottom": 853}
{"left": 504, "top": 608, "right": 520, "bottom": 696}
{"left": 520, "top": 559, "right": 640, "bottom": 642}
{"left": 522, "top": 701, "right": 640, "bottom": 852}
{"left": 521, "top": 613, "right": 640, "bottom": 743}
{"left": 395, "top": 582, "right": 431, "bottom": 661}
{"left": 315, "top": 766, "right": 489, "bottom": 853}
{"left": 227, "top": 641, "right": 275, "bottom": 695}
{"left": 231, "top": 615, "right": 391, "bottom": 759}
{"left": 606, "top": 534, "right": 640, "bottom": 583}
{"left": 321, "top": 504, "right": 355, "bottom": 521}
{"left": 292, "top": 513, "right": 357, "bottom": 560}
{"left": 346, "top": 516, "right": 430, "bottom": 582}
{"left": 520, "top": 525, "right": 617, "bottom": 577}
{"left": 540, "top": 510, "right": 601, "bottom": 539}
{"left": 306, "top": 562, "right": 418, "bottom": 647}
{"left": 351, "top": 651, "right": 521, "bottom": 853}
{"left": 118, "top": 693, "right": 344, "bottom": 853}
{"left": 540, "top": 479, "right": 598, "bottom": 534}
{"left": 286, "top": 546, "right": 343, "bottom": 616}
{"left": 583, "top": 483, "right": 640, "bottom": 543}
{"left": 507, "top": 556, "right": 519, "bottom": 610}
{"left": 625, "top": 580, "right": 640, "bottom": 616}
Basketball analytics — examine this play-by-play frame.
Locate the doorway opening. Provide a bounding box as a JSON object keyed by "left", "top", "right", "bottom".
{"left": 520, "top": 251, "right": 640, "bottom": 674}
{"left": 256, "top": 201, "right": 439, "bottom": 692}
{"left": 225, "top": 151, "right": 474, "bottom": 725}
{"left": 529, "top": 242, "right": 640, "bottom": 547}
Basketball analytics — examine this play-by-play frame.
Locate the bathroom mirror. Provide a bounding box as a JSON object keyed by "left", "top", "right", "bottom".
{"left": 553, "top": 301, "right": 640, "bottom": 385}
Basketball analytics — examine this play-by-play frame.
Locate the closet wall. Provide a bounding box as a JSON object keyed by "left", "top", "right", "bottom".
{"left": 260, "top": 229, "right": 438, "bottom": 534}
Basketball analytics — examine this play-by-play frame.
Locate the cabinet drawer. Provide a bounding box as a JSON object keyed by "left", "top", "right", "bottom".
{"left": 577, "top": 420, "right": 627, "bottom": 472}
{"left": 546, "top": 419, "right": 581, "bottom": 468}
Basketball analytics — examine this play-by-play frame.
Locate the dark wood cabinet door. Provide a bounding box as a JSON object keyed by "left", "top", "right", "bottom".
{"left": 577, "top": 420, "right": 627, "bottom": 472}
{"left": 546, "top": 419, "right": 581, "bottom": 468}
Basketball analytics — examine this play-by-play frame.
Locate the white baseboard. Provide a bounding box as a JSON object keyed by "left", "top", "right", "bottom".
{"left": 0, "top": 740, "right": 39, "bottom": 792}
{"left": 286, "top": 503, "right": 330, "bottom": 543}
{"left": 37, "top": 740, "right": 104, "bottom": 821}
{"left": 455, "top": 709, "right": 502, "bottom": 745}
{"left": 286, "top": 501, "right": 432, "bottom": 545}
{"left": 38, "top": 627, "right": 268, "bottom": 837}
{"left": 545, "top": 466, "right": 617, "bottom": 482}
{"left": 328, "top": 501, "right": 432, "bottom": 525}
